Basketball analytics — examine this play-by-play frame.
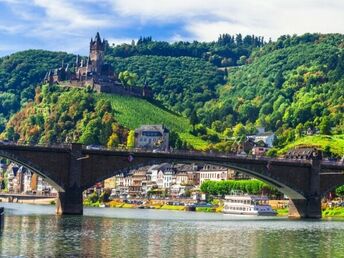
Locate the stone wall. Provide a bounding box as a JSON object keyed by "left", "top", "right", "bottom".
{"left": 53, "top": 80, "right": 152, "bottom": 99}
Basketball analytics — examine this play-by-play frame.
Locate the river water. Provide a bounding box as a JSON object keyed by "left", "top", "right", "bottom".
{"left": 0, "top": 203, "right": 344, "bottom": 258}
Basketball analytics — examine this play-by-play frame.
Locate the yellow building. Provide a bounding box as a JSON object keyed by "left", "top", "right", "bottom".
{"left": 104, "top": 177, "right": 116, "bottom": 189}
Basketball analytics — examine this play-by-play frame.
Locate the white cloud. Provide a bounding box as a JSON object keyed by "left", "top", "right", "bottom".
{"left": 2, "top": 0, "right": 344, "bottom": 55}
{"left": 32, "top": 0, "right": 108, "bottom": 30}
{"left": 107, "top": 37, "right": 134, "bottom": 46}
{"left": 112, "top": 0, "right": 344, "bottom": 40}
{"left": 169, "top": 33, "right": 191, "bottom": 42}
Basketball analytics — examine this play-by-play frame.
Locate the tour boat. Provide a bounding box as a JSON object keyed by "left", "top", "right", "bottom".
{"left": 223, "top": 194, "right": 277, "bottom": 216}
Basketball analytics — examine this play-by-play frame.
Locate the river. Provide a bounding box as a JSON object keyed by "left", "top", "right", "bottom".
{"left": 0, "top": 203, "right": 344, "bottom": 257}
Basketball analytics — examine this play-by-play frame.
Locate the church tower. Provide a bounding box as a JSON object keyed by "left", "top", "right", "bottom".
{"left": 89, "top": 32, "right": 105, "bottom": 74}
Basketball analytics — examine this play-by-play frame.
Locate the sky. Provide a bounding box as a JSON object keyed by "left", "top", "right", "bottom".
{"left": 0, "top": 0, "right": 344, "bottom": 56}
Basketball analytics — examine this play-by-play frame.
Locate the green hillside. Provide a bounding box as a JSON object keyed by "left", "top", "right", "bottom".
{"left": 1, "top": 33, "right": 344, "bottom": 153}
{"left": 199, "top": 33, "right": 344, "bottom": 150}
{"left": 1, "top": 85, "right": 208, "bottom": 150}
{"left": 0, "top": 50, "right": 75, "bottom": 129}
{"left": 106, "top": 55, "right": 225, "bottom": 115}
{"left": 277, "top": 135, "right": 344, "bottom": 157}
{"left": 97, "top": 94, "right": 208, "bottom": 149}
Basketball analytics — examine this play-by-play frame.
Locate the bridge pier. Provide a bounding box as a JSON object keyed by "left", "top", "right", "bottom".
{"left": 288, "top": 157, "right": 322, "bottom": 219}
{"left": 56, "top": 143, "right": 83, "bottom": 215}
{"left": 56, "top": 187, "right": 83, "bottom": 215}
{"left": 288, "top": 197, "right": 321, "bottom": 219}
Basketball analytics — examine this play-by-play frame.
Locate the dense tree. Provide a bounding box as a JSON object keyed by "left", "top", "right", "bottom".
{"left": 200, "top": 33, "right": 344, "bottom": 149}
{"left": 190, "top": 110, "right": 199, "bottom": 131}
{"left": 200, "top": 179, "right": 280, "bottom": 197}
{"left": 233, "top": 123, "right": 246, "bottom": 137}
{"left": 336, "top": 185, "right": 344, "bottom": 198}
{"left": 118, "top": 71, "right": 138, "bottom": 87}
{"left": 319, "top": 117, "right": 332, "bottom": 135}
{"left": 1, "top": 86, "right": 128, "bottom": 146}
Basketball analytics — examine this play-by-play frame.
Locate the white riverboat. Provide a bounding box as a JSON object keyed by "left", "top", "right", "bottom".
{"left": 223, "top": 194, "right": 277, "bottom": 216}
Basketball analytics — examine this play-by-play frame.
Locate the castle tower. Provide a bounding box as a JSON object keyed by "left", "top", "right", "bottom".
{"left": 89, "top": 32, "right": 105, "bottom": 74}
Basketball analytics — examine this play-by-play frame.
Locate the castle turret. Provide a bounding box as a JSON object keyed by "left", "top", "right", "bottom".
{"left": 89, "top": 32, "right": 105, "bottom": 74}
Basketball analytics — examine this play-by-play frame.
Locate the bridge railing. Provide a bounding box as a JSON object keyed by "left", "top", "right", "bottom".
{"left": 2, "top": 142, "right": 342, "bottom": 166}
{"left": 0, "top": 142, "right": 72, "bottom": 149}
{"left": 83, "top": 146, "right": 316, "bottom": 164}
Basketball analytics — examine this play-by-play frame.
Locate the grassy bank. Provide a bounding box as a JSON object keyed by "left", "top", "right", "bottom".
{"left": 322, "top": 207, "right": 344, "bottom": 217}
{"left": 160, "top": 205, "right": 185, "bottom": 211}
{"left": 276, "top": 207, "right": 344, "bottom": 217}
{"left": 276, "top": 208, "right": 289, "bottom": 216}
{"left": 277, "top": 135, "right": 344, "bottom": 157}
{"left": 97, "top": 94, "right": 208, "bottom": 150}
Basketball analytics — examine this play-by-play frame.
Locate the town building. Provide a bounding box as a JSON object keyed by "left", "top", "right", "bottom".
{"left": 4, "top": 163, "right": 56, "bottom": 195}
{"left": 175, "top": 173, "right": 189, "bottom": 186}
{"left": 128, "top": 170, "right": 147, "bottom": 197}
{"left": 147, "top": 163, "right": 172, "bottom": 182}
{"left": 114, "top": 173, "right": 131, "bottom": 196}
{"left": 104, "top": 177, "right": 116, "bottom": 189}
{"left": 170, "top": 184, "right": 193, "bottom": 198}
{"left": 6, "top": 163, "right": 19, "bottom": 192}
{"left": 252, "top": 146, "right": 270, "bottom": 156}
{"left": 22, "top": 170, "right": 32, "bottom": 193}
{"left": 247, "top": 127, "right": 275, "bottom": 147}
{"left": 157, "top": 165, "right": 176, "bottom": 189}
{"left": 44, "top": 32, "right": 152, "bottom": 98}
{"left": 134, "top": 125, "right": 169, "bottom": 150}
{"left": 198, "top": 164, "right": 234, "bottom": 185}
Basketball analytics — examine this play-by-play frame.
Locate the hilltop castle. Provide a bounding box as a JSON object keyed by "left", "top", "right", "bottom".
{"left": 44, "top": 32, "right": 152, "bottom": 98}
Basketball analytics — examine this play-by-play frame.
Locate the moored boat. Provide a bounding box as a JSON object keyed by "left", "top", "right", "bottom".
{"left": 223, "top": 194, "right": 277, "bottom": 216}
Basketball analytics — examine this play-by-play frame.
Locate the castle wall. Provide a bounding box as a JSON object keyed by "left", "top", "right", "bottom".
{"left": 46, "top": 33, "right": 153, "bottom": 99}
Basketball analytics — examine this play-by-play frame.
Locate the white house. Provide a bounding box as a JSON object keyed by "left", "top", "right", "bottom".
{"left": 134, "top": 125, "right": 169, "bottom": 150}
{"left": 156, "top": 166, "right": 175, "bottom": 189}
{"left": 247, "top": 127, "right": 275, "bottom": 147}
{"left": 198, "top": 165, "right": 232, "bottom": 185}
{"left": 23, "top": 170, "right": 32, "bottom": 193}
{"left": 147, "top": 163, "right": 172, "bottom": 182}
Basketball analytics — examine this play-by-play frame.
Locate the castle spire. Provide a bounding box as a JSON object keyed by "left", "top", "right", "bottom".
{"left": 95, "top": 32, "right": 101, "bottom": 44}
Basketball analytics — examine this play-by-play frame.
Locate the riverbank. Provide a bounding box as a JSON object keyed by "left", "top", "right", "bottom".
{"left": 0, "top": 197, "right": 56, "bottom": 205}
{"left": 85, "top": 199, "right": 344, "bottom": 218}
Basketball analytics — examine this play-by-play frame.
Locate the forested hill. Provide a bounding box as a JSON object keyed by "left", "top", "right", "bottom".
{"left": 0, "top": 33, "right": 263, "bottom": 132}
{"left": 198, "top": 33, "right": 344, "bottom": 150}
{"left": 0, "top": 50, "right": 75, "bottom": 131}
{"left": 0, "top": 33, "right": 343, "bottom": 155}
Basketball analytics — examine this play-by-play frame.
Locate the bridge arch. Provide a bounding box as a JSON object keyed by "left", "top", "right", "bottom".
{"left": 0, "top": 150, "right": 64, "bottom": 192}
{"left": 320, "top": 178, "right": 344, "bottom": 198}
{"left": 82, "top": 159, "right": 305, "bottom": 200}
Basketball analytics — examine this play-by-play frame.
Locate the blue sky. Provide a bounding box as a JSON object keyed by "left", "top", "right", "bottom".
{"left": 1, "top": 0, "right": 344, "bottom": 56}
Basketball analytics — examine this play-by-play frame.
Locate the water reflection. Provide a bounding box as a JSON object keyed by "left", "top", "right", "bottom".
{"left": 0, "top": 204, "right": 344, "bottom": 257}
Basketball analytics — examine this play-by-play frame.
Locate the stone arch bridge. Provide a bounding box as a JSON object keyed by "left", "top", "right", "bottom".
{"left": 0, "top": 143, "right": 343, "bottom": 219}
